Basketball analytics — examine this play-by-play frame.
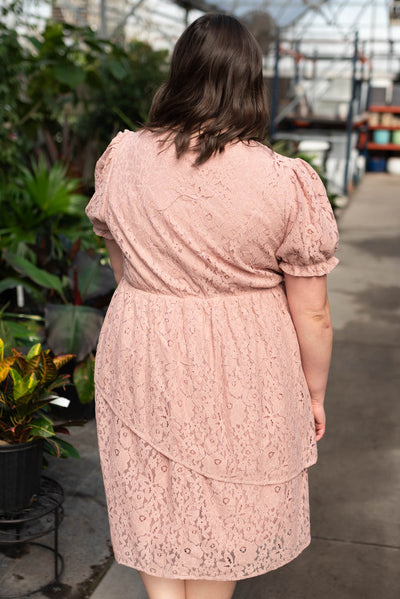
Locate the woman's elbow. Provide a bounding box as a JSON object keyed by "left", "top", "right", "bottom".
{"left": 311, "top": 311, "right": 332, "bottom": 330}
{"left": 306, "top": 300, "right": 332, "bottom": 325}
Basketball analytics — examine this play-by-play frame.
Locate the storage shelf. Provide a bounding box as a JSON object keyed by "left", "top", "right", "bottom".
{"left": 368, "top": 125, "right": 400, "bottom": 131}
{"left": 366, "top": 142, "right": 400, "bottom": 150}
{"left": 368, "top": 105, "right": 400, "bottom": 114}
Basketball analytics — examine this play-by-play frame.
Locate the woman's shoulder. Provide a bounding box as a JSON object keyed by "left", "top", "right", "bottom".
{"left": 107, "top": 128, "right": 154, "bottom": 151}
{"left": 103, "top": 129, "right": 161, "bottom": 168}
{"left": 125, "top": 128, "right": 176, "bottom": 156}
{"left": 237, "top": 140, "right": 309, "bottom": 179}
{"left": 239, "top": 140, "right": 299, "bottom": 167}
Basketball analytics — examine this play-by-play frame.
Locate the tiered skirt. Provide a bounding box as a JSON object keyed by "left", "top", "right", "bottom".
{"left": 96, "top": 395, "right": 311, "bottom": 581}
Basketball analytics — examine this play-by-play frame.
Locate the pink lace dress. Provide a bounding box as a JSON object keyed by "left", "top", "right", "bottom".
{"left": 86, "top": 130, "right": 339, "bottom": 580}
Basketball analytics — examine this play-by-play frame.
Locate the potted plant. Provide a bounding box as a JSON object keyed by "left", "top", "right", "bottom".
{"left": 1, "top": 244, "right": 115, "bottom": 417}
{"left": 0, "top": 157, "right": 116, "bottom": 417}
{"left": 0, "top": 337, "right": 81, "bottom": 515}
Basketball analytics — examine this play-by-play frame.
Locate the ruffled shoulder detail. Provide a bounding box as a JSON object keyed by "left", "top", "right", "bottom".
{"left": 85, "top": 130, "right": 132, "bottom": 239}
{"left": 276, "top": 157, "right": 339, "bottom": 277}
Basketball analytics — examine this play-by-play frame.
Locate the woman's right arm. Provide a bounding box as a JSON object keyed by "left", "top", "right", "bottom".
{"left": 284, "top": 273, "right": 333, "bottom": 441}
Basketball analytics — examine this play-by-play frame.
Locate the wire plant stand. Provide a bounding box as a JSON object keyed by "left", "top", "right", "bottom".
{"left": 0, "top": 477, "right": 64, "bottom": 598}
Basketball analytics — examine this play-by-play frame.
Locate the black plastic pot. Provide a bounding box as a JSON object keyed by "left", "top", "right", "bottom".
{"left": 0, "top": 438, "right": 43, "bottom": 515}
{"left": 52, "top": 359, "right": 95, "bottom": 421}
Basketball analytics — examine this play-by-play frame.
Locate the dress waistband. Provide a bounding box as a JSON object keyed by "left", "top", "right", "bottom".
{"left": 119, "top": 276, "right": 283, "bottom": 301}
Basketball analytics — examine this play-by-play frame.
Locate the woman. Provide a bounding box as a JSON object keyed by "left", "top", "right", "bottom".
{"left": 86, "top": 13, "right": 339, "bottom": 599}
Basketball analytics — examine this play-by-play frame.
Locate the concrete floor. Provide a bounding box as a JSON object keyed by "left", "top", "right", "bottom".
{"left": 1, "top": 173, "right": 399, "bottom": 598}
{"left": 0, "top": 423, "right": 112, "bottom": 599}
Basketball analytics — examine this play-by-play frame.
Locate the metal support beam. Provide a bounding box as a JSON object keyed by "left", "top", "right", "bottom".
{"left": 294, "top": 40, "right": 300, "bottom": 85}
{"left": 270, "top": 31, "right": 280, "bottom": 140}
{"left": 100, "top": 0, "right": 107, "bottom": 37}
{"left": 344, "top": 31, "right": 359, "bottom": 195}
{"left": 358, "top": 41, "right": 366, "bottom": 114}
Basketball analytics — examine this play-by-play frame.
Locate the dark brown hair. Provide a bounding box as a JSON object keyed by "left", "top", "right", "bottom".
{"left": 144, "top": 13, "right": 269, "bottom": 165}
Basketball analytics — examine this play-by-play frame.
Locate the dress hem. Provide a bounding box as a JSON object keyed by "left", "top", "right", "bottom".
{"left": 113, "top": 535, "right": 311, "bottom": 581}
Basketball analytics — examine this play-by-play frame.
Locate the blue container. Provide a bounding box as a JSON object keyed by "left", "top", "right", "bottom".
{"left": 372, "top": 129, "right": 390, "bottom": 144}
{"left": 367, "top": 156, "right": 386, "bottom": 172}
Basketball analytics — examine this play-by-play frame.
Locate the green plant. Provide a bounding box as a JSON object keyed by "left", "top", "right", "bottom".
{"left": 0, "top": 16, "right": 168, "bottom": 410}
{"left": 0, "top": 307, "right": 43, "bottom": 351}
{"left": 0, "top": 159, "right": 94, "bottom": 261}
{"left": 43, "top": 249, "right": 114, "bottom": 404}
{"left": 20, "top": 157, "right": 87, "bottom": 219}
{"left": 0, "top": 20, "right": 29, "bottom": 177}
{"left": 0, "top": 19, "right": 168, "bottom": 188}
{"left": 0, "top": 163, "right": 104, "bottom": 407}
{"left": 1, "top": 248, "right": 114, "bottom": 404}
{"left": 0, "top": 338, "right": 82, "bottom": 457}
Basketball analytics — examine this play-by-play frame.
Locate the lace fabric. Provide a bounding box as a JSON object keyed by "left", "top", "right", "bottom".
{"left": 95, "top": 281, "right": 318, "bottom": 484}
{"left": 86, "top": 129, "right": 339, "bottom": 577}
{"left": 96, "top": 396, "right": 311, "bottom": 580}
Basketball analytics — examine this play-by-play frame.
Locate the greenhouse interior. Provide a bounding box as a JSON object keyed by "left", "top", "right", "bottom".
{"left": 15, "top": 0, "right": 400, "bottom": 200}
{"left": 0, "top": 2, "right": 399, "bottom": 599}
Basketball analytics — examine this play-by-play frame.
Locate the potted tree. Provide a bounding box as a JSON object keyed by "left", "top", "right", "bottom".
{"left": 0, "top": 338, "right": 81, "bottom": 515}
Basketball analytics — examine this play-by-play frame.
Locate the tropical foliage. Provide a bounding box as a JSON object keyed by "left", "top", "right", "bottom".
{"left": 0, "top": 338, "right": 81, "bottom": 457}
{"left": 1, "top": 244, "right": 115, "bottom": 404}
{"left": 0, "top": 15, "right": 168, "bottom": 407}
{"left": 0, "top": 18, "right": 167, "bottom": 185}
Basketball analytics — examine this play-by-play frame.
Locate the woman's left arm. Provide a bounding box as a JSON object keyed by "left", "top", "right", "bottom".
{"left": 105, "top": 238, "right": 124, "bottom": 284}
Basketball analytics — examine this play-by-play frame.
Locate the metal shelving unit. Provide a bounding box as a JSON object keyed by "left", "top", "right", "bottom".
{"left": 47, "top": 1, "right": 400, "bottom": 191}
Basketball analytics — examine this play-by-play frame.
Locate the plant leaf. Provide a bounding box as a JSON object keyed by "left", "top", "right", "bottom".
{"left": 0, "top": 277, "right": 45, "bottom": 304}
{"left": 73, "top": 354, "right": 95, "bottom": 404}
{"left": 22, "top": 157, "right": 86, "bottom": 217}
{"left": 29, "top": 415, "right": 55, "bottom": 438}
{"left": 4, "top": 251, "right": 65, "bottom": 299}
{"left": 0, "top": 389, "right": 7, "bottom": 407}
{"left": 45, "top": 304, "right": 103, "bottom": 361}
{"left": 0, "top": 355, "right": 17, "bottom": 384}
{"left": 108, "top": 58, "right": 128, "bottom": 80}
{"left": 0, "top": 318, "right": 43, "bottom": 347}
{"left": 53, "top": 419, "right": 87, "bottom": 429}
{"left": 27, "top": 343, "right": 41, "bottom": 360}
{"left": 69, "top": 252, "right": 115, "bottom": 303}
{"left": 52, "top": 354, "right": 74, "bottom": 370}
{"left": 36, "top": 351, "right": 57, "bottom": 384}
{"left": 43, "top": 436, "right": 80, "bottom": 459}
{"left": 53, "top": 64, "right": 86, "bottom": 88}
{"left": 11, "top": 370, "right": 38, "bottom": 401}
{"left": 54, "top": 426, "right": 70, "bottom": 435}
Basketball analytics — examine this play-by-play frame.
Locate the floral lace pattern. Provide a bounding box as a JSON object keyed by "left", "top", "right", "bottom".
{"left": 96, "top": 397, "right": 311, "bottom": 580}
{"left": 95, "top": 281, "right": 319, "bottom": 485}
{"left": 86, "top": 130, "right": 338, "bottom": 578}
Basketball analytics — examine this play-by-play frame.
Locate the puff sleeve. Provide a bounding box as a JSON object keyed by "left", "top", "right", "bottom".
{"left": 276, "top": 158, "right": 339, "bottom": 277}
{"left": 85, "top": 131, "right": 129, "bottom": 239}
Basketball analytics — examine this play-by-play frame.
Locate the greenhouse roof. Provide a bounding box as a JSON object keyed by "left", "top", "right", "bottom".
{"left": 27, "top": 1, "right": 400, "bottom": 72}
{"left": 174, "top": 1, "right": 400, "bottom": 74}
{"left": 178, "top": 1, "right": 400, "bottom": 40}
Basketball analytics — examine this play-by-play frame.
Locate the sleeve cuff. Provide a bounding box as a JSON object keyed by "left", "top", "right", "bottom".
{"left": 279, "top": 256, "right": 339, "bottom": 277}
